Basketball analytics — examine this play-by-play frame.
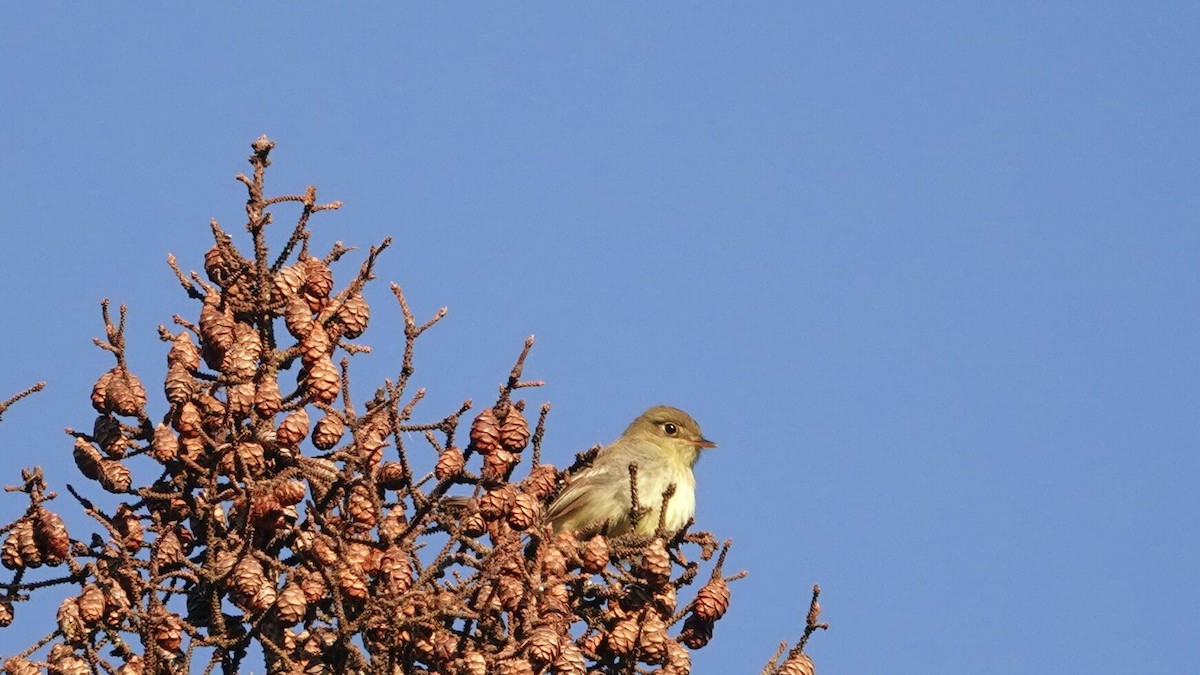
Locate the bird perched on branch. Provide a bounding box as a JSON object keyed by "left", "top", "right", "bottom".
{"left": 545, "top": 406, "right": 716, "bottom": 537}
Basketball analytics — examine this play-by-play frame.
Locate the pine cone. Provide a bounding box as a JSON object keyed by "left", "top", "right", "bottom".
{"left": 499, "top": 407, "right": 530, "bottom": 451}
{"left": 312, "top": 414, "right": 345, "bottom": 450}
{"left": 434, "top": 446, "right": 465, "bottom": 481}
{"left": 693, "top": 575, "right": 731, "bottom": 621}
{"left": 277, "top": 407, "right": 311, "bottom": 446}
{"left": 469, "top": 408, "right": 501, "bottom": 455}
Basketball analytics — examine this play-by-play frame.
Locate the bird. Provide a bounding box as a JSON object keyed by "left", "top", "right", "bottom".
{"left": 544, "top": 406, "right": 715, "bottom": 537}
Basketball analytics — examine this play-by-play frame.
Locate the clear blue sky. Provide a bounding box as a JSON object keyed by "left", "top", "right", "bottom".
{"left": 2, "top": 4, "right": 1197, "bottom": 673}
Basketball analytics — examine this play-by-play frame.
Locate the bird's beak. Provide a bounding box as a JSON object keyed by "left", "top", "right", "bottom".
{"left": 694, "top": 437, "right": 717, "bottom": 449}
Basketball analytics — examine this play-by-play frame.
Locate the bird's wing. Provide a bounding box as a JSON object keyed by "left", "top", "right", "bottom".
{"left": 543, "top": 460, "right": 630, "bottom": 533}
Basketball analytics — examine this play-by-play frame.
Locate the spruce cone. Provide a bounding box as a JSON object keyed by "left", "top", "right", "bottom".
{"left": 337, "top": 292, "right": 370, "bottom": 338}
{"left": 778, "top": 652, "right": 816, "bottom": 675}
{"left": 434, "top": 446, "right": 465, "bottom": 481}
{"left": 693, "top": 574, "right": 731, "bottom": 621}
{"left": 277, "top": 407, "right": 311, "bottom": 446}
{"left": 312, "top": 414, "right": 345, "bottom": 450}
{"left": 499, "top": 407, "right": 530, "bottom": 451}
{"left": 469, "top": 408, "right": 501, "bottom": 455}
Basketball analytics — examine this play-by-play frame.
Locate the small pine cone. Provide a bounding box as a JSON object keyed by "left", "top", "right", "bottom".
{"left": 57, "top": 596, "right": 86, "bottom": 644}
{"left": 526, "top": 625, "right": 561, "bottom": 665}
{"left": 341, "top": 540, "right": 375, "bottom": 574}
{"left": 679, "top": 614, "right": 714, "bottom": 649}
{"left": 298, "top": 255, "right": 333, "bottom": 295}
{"left": 312, "top": 414, "right": 345, "bottom": 450}
{"left": 232, "top": 555, "right": 267, "bottom": 598}
{"left": 479, "top": 485, "right": 515, "bottom": 521}
{"left": 48, "top": 644, "right": 88, "bottom": 675}
{"left": 507, "top": 491, "right": 541, "bottom": 532}
{"left": 778, "top": 652, "right": 816, "bottom": 675}
{"left": 172, "top": 401, "right": 203, "bottom": 436}
{"left": 540, "top": 545, "right": 568, "bottom": 579}
{"left": 168, "top": 332, "right": 201, "bottom": 371}
{"left": 540, "top": 581, "right": 571, "bottom": 617}
{"left": 469, "top": 408, "right": 501, "bottom": 455}
{"left": 638, "top": 538, "right": 672, "bottom": 584}
{"left": 204, "top": 244, "right": 232, "bottom": 284}
{"left": 275, "top": 263, "right": 306, "bottom": 298}
{"left": 481, "top": 448, "right": 518, "bottom": 483}
{"left": 337, "top": 562, "right": 369, "bottom": 601}
{"left": 276, "top": 581, "right": 308, "bottom": 625}
{"left": 93, "top": 414, "right": 127, "bottom": 458}
{"left": 254, "top": 375, "right": 282, "bottom": 417}
{"left": 77, "top": 584, "right": 106, "bottom": 624}
{"left": 277, "top": 407, "right": 311, "bottom": 446}
{"left": 222, "top": 322, "right": 262, "bottom": 380}
{"left": 153, "top": 527, "right": 185, "bottom": 568}
{"left": 226, "top": 382, "right": 256, "bottom": 419}
{"left": 664, "top": 640, "right": 692, "bottom": 674}
{"left": 582, "top": 535, "right": 609, "bottom": 573}
{"left": 0, "top": 601, "right": 11, "bottom": 628}
{"left": 521, "top": 464, "right": 558, "bottom": 500}
{"left": 458, "top": 651, "right": 488, "bottom": 675}
{"left": 308, "top": 532, "right": 339, "bottom": 567}
{"left": 379, "top": 546, "right": 413, "bottom": 592}
{"left": 116, "top": 655, "right": 144, "bottom": 675}
{"left": 497, "top": 574, "right": 524, "bottom": 611}
{"left": 199, "top": 297, "right": 236, "bottom": 351}
{"left": 303, "top": 356, "right": 340, "bottom": 405}
{"left": 231, "top": 442, "right": 267, "bottom": 478}
{"left": 152, "top": 610, "right": 184, "bottom": 651}
{"left": 98, "top": 459, "right": 132, "bottom": 493}
{"left": 300, "top": 257, "right": 334, "bottom": 297}
{"left": 300, "top": 322, "right": 332, "bottom": 365}
{"left": 434, "top": 446, "right": 465, "bottom": 481}
{"left": 90, "top": 369, "right": 115, "bottom": 413}
{"left": 285, "top": 293, "right": 315, "bottom": 339}
{"left": 693, "top": 575, "right": 731, "bottom": 621}
{"left": 2, "top": 658, "right": 38, "bottom": 675}
{"left": 163, "top": 364, "right": 195, "bottom": 405}
{"left": 347, "top": 484, "right": 377, "bottom": 527}
{"left": 461, "top": 511, "right": 487, "bottom": 537}
{"left": 378, "top": 510, "right": 407, "bottom": 542}
{"left": 1, "top": 524, "right": 24, "bottom": 570}
{"left": 552, "top": 640, "right": 586, "bottom": 675}
{"left": 148, "top": 424, "right": 179, "bottom": 462}
{"left": 638, "top": 612, "right": 670, "bottom": 664}
{"left": 336, "top": 292, "right": 370, "bottom": 338}
{"left": 499, "top": 407, "right": 530, "bottom": 451}
{"left": 104, "top": 367, "right": 147, "bottom": 417}
{"left": 298, "top": 569, "right": 328, "bottom": 604}
{"left": 33, "top": 508, "right": 70, "bottom": 565}
{"left": 377, "top": 461, "right": 405, "bottom": 488}
{"left": 14, "top": 519, "right": 40, "bottom": 568}
{"left": 606, "top": 617, "right": 639, "bottom": 656}
{"left": 274, "top": 480, "right": 307, "bottom": 507}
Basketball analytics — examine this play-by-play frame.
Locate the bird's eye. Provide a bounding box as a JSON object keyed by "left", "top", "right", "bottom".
{"left": 663, "top": 423, "right": 678, "bottom": 436}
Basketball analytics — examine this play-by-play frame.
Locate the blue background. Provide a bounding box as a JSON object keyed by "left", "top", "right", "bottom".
{"left": 2, "top": 4, "right": 1197, "bottom": 672}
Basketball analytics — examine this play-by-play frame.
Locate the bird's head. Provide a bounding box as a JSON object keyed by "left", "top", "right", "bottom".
{"left": 623, "top": 405, "right": 716, "bottom": 466}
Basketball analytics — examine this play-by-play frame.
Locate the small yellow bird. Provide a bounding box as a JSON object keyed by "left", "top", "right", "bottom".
{"left": 545, "top": 406, "right": 715, "bottom": 537}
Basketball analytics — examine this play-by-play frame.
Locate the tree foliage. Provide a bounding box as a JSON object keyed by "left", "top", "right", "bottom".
{"left": 0, "top": 138, "right": 823, "bottom": 674}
